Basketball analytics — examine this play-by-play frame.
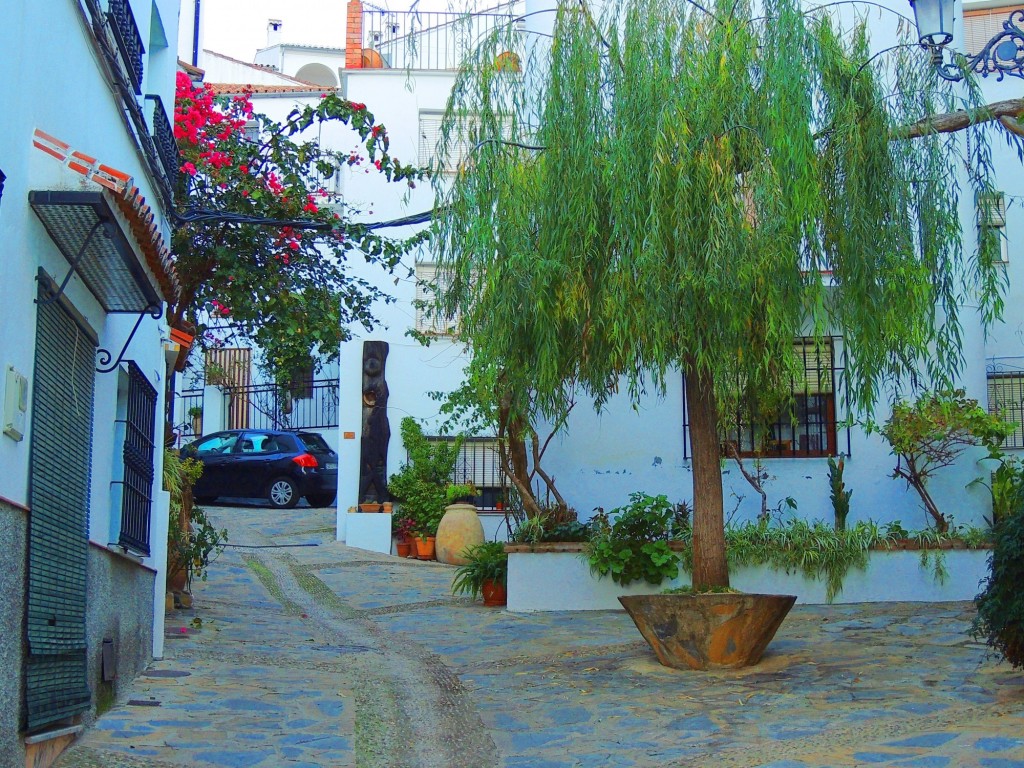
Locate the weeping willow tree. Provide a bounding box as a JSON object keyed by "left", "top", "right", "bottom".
{"left": 431, "top": 0, "right": 1018, "bottom": 588}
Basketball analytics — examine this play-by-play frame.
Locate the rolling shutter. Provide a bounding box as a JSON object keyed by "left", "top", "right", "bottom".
{"left": 25, "top": 275, "right": 95, "bottom": 730}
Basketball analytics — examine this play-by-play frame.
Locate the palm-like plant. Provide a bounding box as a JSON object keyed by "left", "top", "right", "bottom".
{"left": 451, "top": 541, "right": 508, "bottom": 599}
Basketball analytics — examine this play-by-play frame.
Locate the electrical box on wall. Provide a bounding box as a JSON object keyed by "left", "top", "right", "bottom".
{"left": 4, "top": 366, "right": 28, "bottom": 441}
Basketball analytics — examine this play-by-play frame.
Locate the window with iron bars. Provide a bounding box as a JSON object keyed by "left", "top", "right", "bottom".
{"left": 113, "top": 362, "right": 157, "bottom": 555}
{"left": 424, "top": 437, "right": 508, "bottom": 510}
{"left": 682, "top": 337, "right": 850, "bottom": 459}
{"left": 987, "top": 370, "right": 1024, "bottom": 449}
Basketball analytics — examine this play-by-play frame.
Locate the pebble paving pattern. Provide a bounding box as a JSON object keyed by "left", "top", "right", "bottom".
{"left": 55, "top": 503, "right": 1024, "bottom": 767}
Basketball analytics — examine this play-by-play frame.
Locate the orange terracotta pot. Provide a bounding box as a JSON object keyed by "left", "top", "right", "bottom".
{"left": 414, "top": 535, "right": 436, "bottom": 560}
{"left": 396, "top": 540, "right": 413, "bottom": 558}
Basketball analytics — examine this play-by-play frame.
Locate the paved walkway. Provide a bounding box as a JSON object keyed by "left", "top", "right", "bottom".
{"left": 57, "top": 504, "right": 1024, "bottom": 768}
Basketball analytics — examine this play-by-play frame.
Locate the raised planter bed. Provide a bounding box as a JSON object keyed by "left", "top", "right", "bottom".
{"left": 505, "top": 542, "right": 991, "bottom": 612}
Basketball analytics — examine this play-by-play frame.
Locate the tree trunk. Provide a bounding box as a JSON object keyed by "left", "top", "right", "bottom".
{"left": 900, "top": 459, "right": 950, "bottom": 534}
{"left": 685, "top": 360, "right": 730, "bottom": 589}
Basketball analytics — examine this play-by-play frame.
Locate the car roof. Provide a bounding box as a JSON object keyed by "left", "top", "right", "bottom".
{"left": 205, "top": 428, "right": 294, "bottom": 436}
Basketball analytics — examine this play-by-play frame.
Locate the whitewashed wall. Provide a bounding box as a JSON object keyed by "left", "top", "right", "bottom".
{"left": 0, "top": 0, "right": 180, "bottom": 659}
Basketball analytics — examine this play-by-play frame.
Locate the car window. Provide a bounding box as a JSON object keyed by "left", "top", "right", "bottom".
{"left": 192, "top": 433, "right": 239, "bottom": 455}
{"left": 297, "top": 432, "right": 332, "bottom": 453}
{"left": 240, "top": 433, "right": 281, "bottom": 454}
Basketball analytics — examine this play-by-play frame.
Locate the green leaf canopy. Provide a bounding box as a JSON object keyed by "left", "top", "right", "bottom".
{"left": 432, "top": 0, "right": 1011, "bottom": 586}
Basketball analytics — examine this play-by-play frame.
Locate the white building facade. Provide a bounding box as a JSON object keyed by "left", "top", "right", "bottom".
{"left": 0, "top": 0, "right": 182, "bottom": 764}
{"left": 183, "top": 0, "right": 1021, "bottom": 548}
{"left": 334, "top": 0, "right": 1022, "bottom": 540}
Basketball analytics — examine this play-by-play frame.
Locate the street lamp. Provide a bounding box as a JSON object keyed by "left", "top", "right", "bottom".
{"left": 909, "top": 0, "right": 1024, "bottom": 80}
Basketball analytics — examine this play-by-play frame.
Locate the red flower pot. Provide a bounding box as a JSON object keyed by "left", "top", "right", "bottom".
{"left": 481, "top": 579, "right": 507, "bottom": 606}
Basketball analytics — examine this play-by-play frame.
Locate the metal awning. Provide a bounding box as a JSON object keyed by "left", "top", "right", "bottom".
{"left": 29, "top": 190, "right": 162, "bottom": 313}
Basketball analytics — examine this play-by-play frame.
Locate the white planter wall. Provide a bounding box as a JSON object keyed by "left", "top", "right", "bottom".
{"left": 507, "top": 549, "right": 991, "bottom": 612}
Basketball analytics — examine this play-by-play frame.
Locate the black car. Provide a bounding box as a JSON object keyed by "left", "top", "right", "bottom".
{"left": 182, "top": 429, "right": 338, "bottom": 509}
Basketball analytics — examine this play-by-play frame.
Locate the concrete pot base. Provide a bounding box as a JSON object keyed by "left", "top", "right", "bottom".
{"left": 619, "top": 593, "right": 797, "bottom": 670}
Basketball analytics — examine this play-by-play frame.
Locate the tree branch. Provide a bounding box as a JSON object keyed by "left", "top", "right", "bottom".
{"left": 898, "top": 98, "right": 1024, "bottom": 139}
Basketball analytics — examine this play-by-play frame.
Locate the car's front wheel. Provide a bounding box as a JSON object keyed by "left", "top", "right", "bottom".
{"left": 268, "top": 477, "right": 299, "bottom": 509}
{"left": 305, "top": 493, "right": 336, "bottom": 508}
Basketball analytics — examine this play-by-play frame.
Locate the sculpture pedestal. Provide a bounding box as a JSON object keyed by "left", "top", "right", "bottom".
{"left": 345, "top": 512, "right": 392, "bottom": 554}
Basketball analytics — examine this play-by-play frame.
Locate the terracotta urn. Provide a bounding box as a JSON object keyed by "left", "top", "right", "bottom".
{"left": 435, "top": 503, "right": 484, "bottom": 565}
{"left": 619, "top": 593, "right": 796, "bottom": 670}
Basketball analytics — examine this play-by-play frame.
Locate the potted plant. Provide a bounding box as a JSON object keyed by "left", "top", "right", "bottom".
{"left": 387, "top": 418, "right": 462, "bottom": 562}
{"left": 164, "top": 449, "right": 227, "bottom": 607}
{"left": 452, "top": 541, "right": 508, "bottom": 606}
{"left": 187, "top": 405, "right": 203, "bottom": 436}
{"left": 393, "top": 514, "right": 416, "bottom": 558}
{"left": 445, "top": 482, "right": 477, "bottom": 504}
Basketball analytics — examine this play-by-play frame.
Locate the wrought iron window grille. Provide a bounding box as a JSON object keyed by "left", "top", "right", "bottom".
{"left": 113, "top": 361, "right": 157, "bottom": 555}
{"left": 987, "top": 365, "right": 1024, "bottom": 449}
{"left": 422, "top": 437, "right": 508, "bottom": 510}
{"left": 107, "top": 0, "right": 145, "bottom": 94}
{"left": 145, "top": 95, "right": 179, "bottom": 191}
{"left": 682, "top": 337, "right": 852, "bottom": 460}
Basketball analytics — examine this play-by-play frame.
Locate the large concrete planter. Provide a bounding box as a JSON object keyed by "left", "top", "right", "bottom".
{"left": 435, "top": 503, "right": 484, "bottom": 565}
{"left": 505, "top": 543, "right": 991, "bottom": 612}
{"left": 619, "top": 593, "right": 797, "bottom": 670}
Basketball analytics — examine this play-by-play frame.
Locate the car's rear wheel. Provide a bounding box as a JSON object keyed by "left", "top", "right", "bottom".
{"left": 305, "top": 493, "right": 336, "bottom": 508}
{"left": 268, "top": 477, "right": 299, "bottom": 509}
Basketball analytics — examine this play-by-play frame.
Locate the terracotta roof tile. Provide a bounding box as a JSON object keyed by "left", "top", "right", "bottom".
{"left": 206, "top": 83, "right": 337, "bottom": 95}
{"left": 177, "top": 58, "right": 205, "bottom": 77}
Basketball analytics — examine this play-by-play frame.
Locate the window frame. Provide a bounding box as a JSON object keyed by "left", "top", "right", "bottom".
{"left": 422, "top": 436, "right": 508, "bottom": 511}
{"left": 987, "top": 370, "right": 1024, "bottom": 449}
{"left": 682, "top": 336, "right": 850, "bottom": 460}
{"left": 978, "top": 190, "right": 1009, "bottom": 264}
{"left": 414, "top": 261, "right": 460, "bottom": 336}
{"left": 113, "top": 361, "right": 158, "bottom": 556}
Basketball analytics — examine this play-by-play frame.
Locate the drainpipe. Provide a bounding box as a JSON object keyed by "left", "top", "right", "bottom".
{"left": 191, "top": 0, "right": 201, "bottom": 67}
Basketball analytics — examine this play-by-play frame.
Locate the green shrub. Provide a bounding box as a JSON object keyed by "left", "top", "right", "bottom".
{"left": 165, "top": 449, "right": 227, "bottom": 591}
{"left": 387, "top": 418, "right": 462, "bottom": 536}
{"left": 587, "top": 493, "right": 681, "bottom": 586}
{"left": 677, "top": 519, "right": 877, "bottom": 602}
{"left": 972, "top": 509, "right": 1024, "bottom": 669}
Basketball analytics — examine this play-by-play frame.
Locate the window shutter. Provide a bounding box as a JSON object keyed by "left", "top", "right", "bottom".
{"left": 419, "top": 114, "right": 444, "bottom": 168}
{"left": 963, "top": 6, "right": 1024, "bottom": 57}
{"left": 794, "top": 338, "right": 834, "bottom": 394}
{"left": 26, "top": 276, "right": 95, "bottom": 730}
{"left": 419, "top": 111, "right": 477, "bottom": 173}
{"left": 979, "top": 192, "right": 1007, "bottom": 228}
{"left": 415, "top": 263, "right": 459, "bottom": 334}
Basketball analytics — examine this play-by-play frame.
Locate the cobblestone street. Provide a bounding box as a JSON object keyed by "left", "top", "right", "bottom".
{"left": 56, "top": 504, "right": 1024, "bottom": 768}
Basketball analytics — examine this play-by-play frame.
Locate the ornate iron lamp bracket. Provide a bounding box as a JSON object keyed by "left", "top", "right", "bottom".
{"left": 931, "top": 8, "right": 1024, "bottom": 81}
{"left": 96, "top": 303, "right": 164, "bottom": 373}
